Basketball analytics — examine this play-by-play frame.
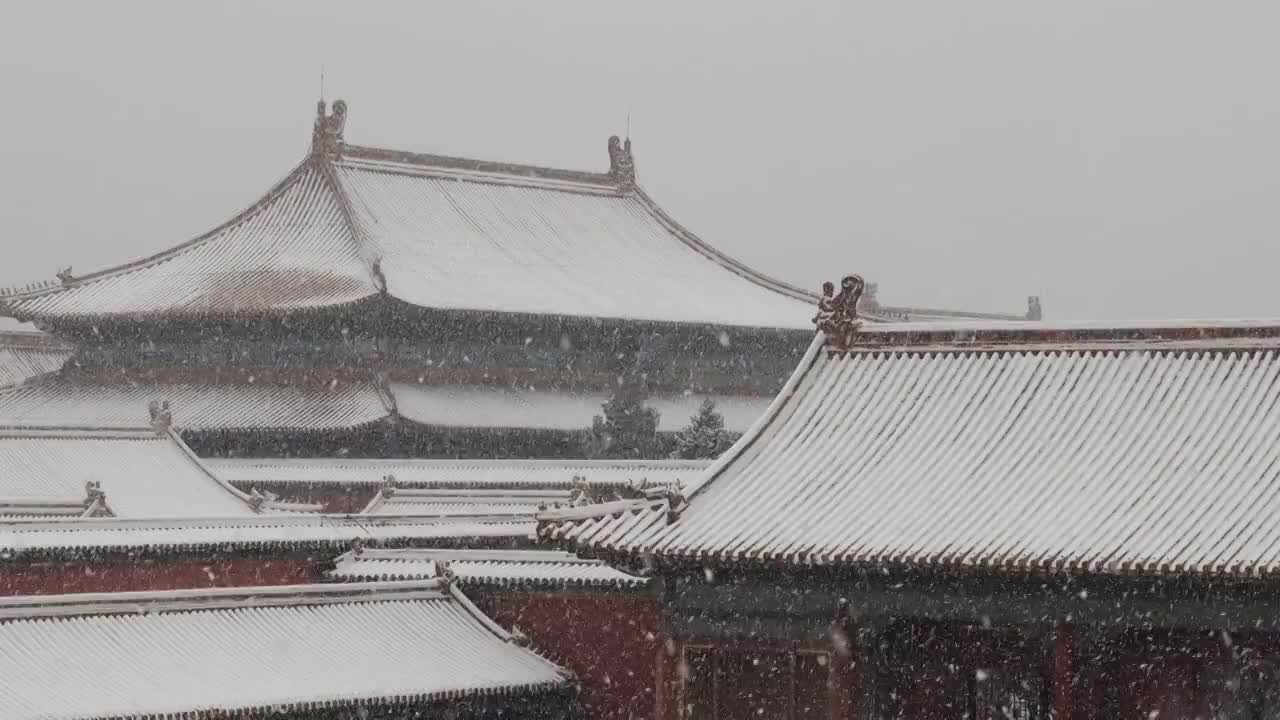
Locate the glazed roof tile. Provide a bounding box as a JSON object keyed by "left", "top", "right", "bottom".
{"left": 0, "top": 580, "right": 571, "bottom": 719}
{"left": 2, "top": 110, "right": 1027, "bottom": 328}
{"left": 0, "top": 378, "right": 389, "bottom": 431}
{"left": 335, "top": 151, "right": 811, "bottom": 328}
{"left": 328, "top": 548, "right": 649, "bottom": 590}
{"left": 0, "top": 426, "right": 255, "bottom": 518}
{"left": 545, "top": 320, "right": 1280, "bottom": 578}
{"left": 0, "top": 514, "right": 534, "bottom": 556}
{"left": 363, "top": 488, "right": 572, "bottom": 518}
{"left": 0, "top": 332, "right": 73, "bottom": 389}
{"left": 8, "top": 162, "right": 377, "bottom": 321}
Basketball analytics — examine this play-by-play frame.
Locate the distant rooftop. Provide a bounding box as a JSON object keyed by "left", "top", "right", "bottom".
{"left": 211, "top": 457, "right": 711, "bottom": 489}
{"left": 0, "top": 424, "right": 311, "bottom": 519}
{"left": 0, "top": 514, "right": 534, "bottom": 557}
{"left": 328, "top": 547, "right": 650, "bottom": 591}
{"left": 0, "top": 580, "right": 574, "bottom": 719}
{"left": 0, "top": 329, "right": 71, "bottom": 389}
{"left": 0, "top": 100, "right": 1029, "bottom": 329}
{"left": 0, "top": 376, "right": 769, "bottom": 435}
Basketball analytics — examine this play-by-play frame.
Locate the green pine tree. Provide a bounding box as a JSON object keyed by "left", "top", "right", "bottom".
{"left": 585, "top": 376, "right": 662, "bottom": 459}
{"left": 671, "top": 398, "right": 735, "bottom": 459}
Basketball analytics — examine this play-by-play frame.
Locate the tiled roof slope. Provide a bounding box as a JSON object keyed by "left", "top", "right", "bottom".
{"left": 0, "top": 374, "right": 763, "bottom": 436}
{"left": 0, "top": 426, "right": 255, "bottom": 518}
{"left": 6, "top": 162, "right": 378, "bottom": 321}
{"left": 0, "top": 514, "right": 534, "bottom": 556}
{"left": 363, "top": 487, "right": 573, "bottom": 517}
{"left": 0, "top": 331, "right": 72, "bottom": 389}
{"left": 210, "top": 457, "right": 710, "bottom": 489}
{"left": 328, "top": 547, "right": 650, "bottom": 590}
{"left": 335, "top": 148, "right": 811, "bottom": 328}
{"left": 0, "top": 580, "right": 573, "bottom": 719}
{"left": 0, "top": 378, "right": 389, "bottom": 431}
{"left": 544, "top": 320, "right": 1280, "bottom": 578}
{"left": 0, "top": 103, "right": 1028, "bottom": 328}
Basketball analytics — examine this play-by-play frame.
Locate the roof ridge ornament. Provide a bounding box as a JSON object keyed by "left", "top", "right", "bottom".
{"left": 147, "top": 400, "right": 173, "bottom": 434}
{"left": 607, "top": 135, "right": 636, "bottom": 189}
{"left": 83, "top": 481, "right": 104, "bottom": 508}
{"left": 247, "top": 489, "right": 266, "bottom": 512}
{"left": 312, "top": 99, "right": 348, "bottom": 157}
{"left": 1027, "top": 296, "right": 1043, "bottom": 321}
{"left": 813, "top": 275, "right": 865, "bottom": 351}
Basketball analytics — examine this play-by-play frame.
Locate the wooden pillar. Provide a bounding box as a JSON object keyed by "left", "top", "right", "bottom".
{"left": 1053, "top": 623, "right": 1077, "bottom": 720}
{"left": 655, "top": 636, "right": 678, "bottom": 720}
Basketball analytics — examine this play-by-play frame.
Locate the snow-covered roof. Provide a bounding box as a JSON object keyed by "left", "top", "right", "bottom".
{"left": 0, "top": 425, "right": 257, "bottom": 518}
{"left": 392, "top": 383, "right": 769, "bottom": 433}
{"left": 0, "top": 377, "right": 389, "bottom": 431}
{"left": 210, "top": 457, "right": 710, "bottom": 489}
{"left": 0, "top": 514, "right": 534, "bottom": 556}
{"left": 329, "top": 548, "right": 650, "bottom": 590}
{"left": 542, "top": 319, "right": 1280, "bottom": 578}
{"left": 0, "top": 375, "right": 765, "bottom": 436}
{"left": 363, "top": 487, "right": 573, "bottom": 517}
{"left": 0, "top": 580, "right": 573, "bottom": 719}
{"left": 0, "top": 331, "right": 72, "bottom": 389}
{"left": 0, "top": 101, "right": 1027, "bottom": 329}
{"left": 3, "top": 140, "right": 814, "bottom": 329}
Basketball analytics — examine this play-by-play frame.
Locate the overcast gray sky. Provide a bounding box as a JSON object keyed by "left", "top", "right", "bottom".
{"left": 1, "top": 1, "right": 1277, "bottom": 322}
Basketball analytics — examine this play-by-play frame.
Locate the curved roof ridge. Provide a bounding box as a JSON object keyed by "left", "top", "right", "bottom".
{"left": 684, "top": 332, "right": 827, "bottom": 503}
{"left": 876, "top": 304, "right": 1030, "bottom": 322}
{"left": 163, "top": 426, "right": 267, "bottom": 513}
{"left": 630, "top": 185, "right": 1013, "bottom": 324}
{"left": 341, "top": 143, "right": 618, "bottom": 188}
{"left": 1, "top": 157, "right": 317, "bottom": 302}
{"left": 314, "top": 154, "right": 387, "bottom": 294}
{"left": 630, "top": 185, "right": 815, "bottom": 304}
{"left": 0, "top": 579, "right": 451, "bottom": 619}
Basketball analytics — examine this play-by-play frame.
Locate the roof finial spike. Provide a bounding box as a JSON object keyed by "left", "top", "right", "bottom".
{"left": 320, "top": 62, "right": 325, "bottom": 102}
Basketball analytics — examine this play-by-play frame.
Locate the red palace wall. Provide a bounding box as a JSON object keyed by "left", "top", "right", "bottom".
{"left": 0, "top": 557, "right": 320, "bottom": 596}
{"left": 477, "top": 591, "right": 662, "bottom": 720}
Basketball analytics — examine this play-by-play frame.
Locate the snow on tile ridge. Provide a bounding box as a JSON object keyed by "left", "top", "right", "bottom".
{"left": 4, "top": 161, "right": 378, "bottom": 319}
{"left": 0, "top": 513, "right": 536, "bottom": 555}
{"left": 0, "top": 424, "right": 258, "bottom": 519}
{"left": 328, "top": 548, "right": 649, "bottom": 589}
